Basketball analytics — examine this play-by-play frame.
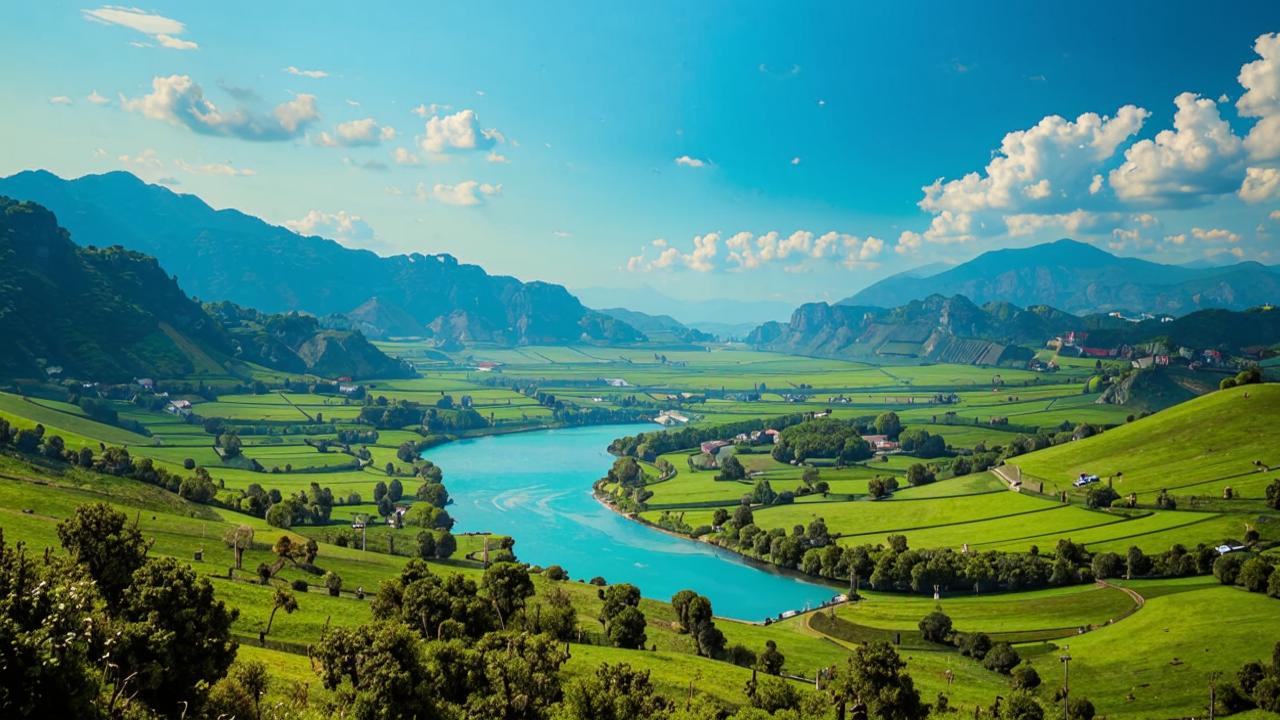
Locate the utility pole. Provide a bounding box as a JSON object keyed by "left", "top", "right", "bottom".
{"left": 1059, "top": 646, "right": 1071, "bottom": 720}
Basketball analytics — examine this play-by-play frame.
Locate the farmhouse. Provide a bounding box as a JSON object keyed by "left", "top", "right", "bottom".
{"left": 654, "top": 410, "right": 689, "bottom": 426}
{"left": 474, "top": 361, "right": 502, "bottom": 372}
{"left": 338, "top": 383, "right": 362, "bottom": 395}
{"left": 166, "top": 399, "right": 193, "bottom": 417}
{"left": 135, "top": 377, "right": 154, "bottom": 390}
{"left": 700, "top": 439, "right": 732, "bottom": 454}
{"left": 604, "top": 378, "right": 630, "bottom": 387}
{"left": 861, "top": 434, "right": 899, "bottom": 452}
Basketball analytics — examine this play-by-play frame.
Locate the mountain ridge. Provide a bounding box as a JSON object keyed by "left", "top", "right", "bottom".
{"left": 842, "top": 238, "right": 1280, "bottom": 314}
{"left": 0, "top": 170, "right": 643, "bottom": 346}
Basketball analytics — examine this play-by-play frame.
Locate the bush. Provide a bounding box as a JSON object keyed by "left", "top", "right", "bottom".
{"left": 958, "top": 631, "right": 992, "bottom": 660}
{"left": 1011, "top": 662, "right": 1041, "bottom": 690}
{"left": 1214, "top": 553, "right": 1245, "bottom": 585}
{"left": 983, "top": 642, "right": 1021, "bottom": 674}
{"left": 290, "top": 578, "right": 309, "bottom": 592}
{"left": 918, "top": 610, "right": 953, "bottom": 644}
{"left": 1085, "top": 484, "right": 1120, "bottom": 509}
{"left": 544, "top": 564, "right": 568, "bottom": 581}
{"left": 1067, "top": 697, "right": 1096, "bottom": 720}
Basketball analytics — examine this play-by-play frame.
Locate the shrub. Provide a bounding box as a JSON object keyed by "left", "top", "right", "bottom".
{"left": 983, "top": 642, "right": 1021, "bottom": 674}
{"left": 1011, "top": 662, "right": 1041, "bottom": 690}
{"left": 918, "top": 610, "right": 953, "bottom": 644}
{"left": 1214, "top": 553, "right": 1245, "bottom": 585}
{"left": 290, "top": 578, "right": 309, "bottom": 592}
{"left": 544, "top": 564, "right": 568, "bottom": 581}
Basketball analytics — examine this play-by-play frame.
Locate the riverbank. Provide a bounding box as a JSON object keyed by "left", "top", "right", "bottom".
{"left": 590, "top": 487, "right": 846, "bottom": 621}
{"left": 420, "top": 424, "right": 835, "bottom": 620}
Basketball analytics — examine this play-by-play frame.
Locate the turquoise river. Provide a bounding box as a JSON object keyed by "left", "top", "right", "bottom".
{"left": 422, "top": 423, "right": 836, "bottom": 620}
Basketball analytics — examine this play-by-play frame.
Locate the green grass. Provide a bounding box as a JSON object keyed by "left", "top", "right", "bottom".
{"left": 1013, "top": 384, "right": 1280, "bottom": 501}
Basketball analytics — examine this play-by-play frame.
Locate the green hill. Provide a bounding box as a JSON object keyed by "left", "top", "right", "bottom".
{"left": 0, "top": 197, "right": 410, "bottom": 383}
{"left": 1013, "top": 383, "right": 1280, "bottom": 500}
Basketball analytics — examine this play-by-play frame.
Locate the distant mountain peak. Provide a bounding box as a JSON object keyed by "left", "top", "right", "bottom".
{"left": 841, "top": 238, "right": 1280, "bottom": 315}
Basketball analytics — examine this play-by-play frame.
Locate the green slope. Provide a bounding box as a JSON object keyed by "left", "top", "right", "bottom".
{"left": 1013, "top": 383, "right": 1280, "bottom": 500}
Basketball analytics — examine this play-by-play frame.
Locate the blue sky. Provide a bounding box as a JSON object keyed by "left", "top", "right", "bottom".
{"left": 3, "top": 2, "right": 1280, "bottom": 306}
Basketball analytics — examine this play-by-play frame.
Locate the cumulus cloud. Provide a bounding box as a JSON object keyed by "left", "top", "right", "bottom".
{"left": 895, "top": 231, "right": 923, "bottom": 255}
{"left": 420, "top": 109, "right": 503, "bottom": 154}
{"left": 175, "top": 159, "right": 255, "bottom": 176}
{"left": 1240, "top": 166, "right": 1280, "bottom": 203}
{"left": 314, "top": 118, "right": 396, "bottom": 147}
{"left": 48, "top": 96, "right": 72, "bottom": 106}
{"left": 920, "top": 106, "right": 1148, "bottom": 214}
{"left": 631, "top": 229, "right": 884, "bottom": 272}
{"left": 284, "top": 66, "right": 328, "bottom": 79}
{"left": 285, "top": 210, "right": 375, "bottom": 246}
{"left": 1109, "top": 93, "right": 1244, "bottom": 206}
{"left": 1238, "top": 33, "right": 1280, "bottom": 161}
{"left": 674, "top": 155, "right": 706, "bottom": 168}
{"left": 83, "top": 6, "right": 197, "bottom": 50}
{"left": 428, "top": 181, "right": 502, "bottom": 206}
{"left": 86, "top": 90, "right": 110, "bottom": 106}
{"left": 122, "top": 75, "right": 319, "bottom": 141}
{"left": 392, "top": 147, "right": 421, "bottom": 165}
{"left": 412, "top": 103, "right": 452, "bottom": 118}
{"left": 118, "top": 148, "right": 163, "bottom": 171}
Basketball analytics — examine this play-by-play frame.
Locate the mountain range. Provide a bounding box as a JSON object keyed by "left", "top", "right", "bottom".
{"left": 749, "top": 289, "right": 1280, "bottom": 366}
{"left": 746, "top": 295, "right": 1075, "bottom": 365}
{"left": 842, "top": 239, "right": 1280, "bottom": 315}
{"left": 0, "top": 196, "right": 409, "bottom": 382}
{"left": 0, "top": 170, "right": 642, "bottom": 346}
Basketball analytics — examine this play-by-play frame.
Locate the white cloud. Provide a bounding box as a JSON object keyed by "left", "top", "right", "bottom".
{"left": 486, "top": 150, "right": 509, "bottom": 164}
{"left": 790, "top": 157, "right": 801, "bottom": 166}
{"left": 420, "top": 109, "right": 502, "bottom": 154}
{"left": 285, "top": 210, "right": 375, "bottom": 246}
{"left": 284, "top": 66, "right": 328, "bottom": 79}
{"left": 314, "top": 118, "right": 395, "bottom": 147}
{"left": 1240, "top": 167, "right": 1280, "bottom": 203}
{"left": 412, "top": 103, "right": 452, "bottom": 118}
{"left": 122, "top": 75, "right": 319, "bottom": 141}
{"left": 921, "top": 105, "right": 1148, "bottom": 214}
{"left": 430, "top": 181, "right": 502, "bottom": 206}
{"left": 83, "top": 6, "right": 197, "bottom": 50}
{"left": 1238, "top": 33, "right": 1280, "bottom": 161}
{"left": 636, "top": 229, "right": 884, "bottom": 272}
{"left": 48, "top": 96, "right": 72, "bottom": 106}
{"left": 1190, "top": 226, "right": 1241, "bottom": 243}
{"left": 684, "top": 233, "right": 719, "bottom": 272}
{"left": 1109, "top": 93, "right": 1244, "bottom": 206}
{"left": 895, "top": 231, "right": 923, "bottom": 255}
{"left": 674, "top": 155, "right": 706, "bottom": 168}
{"left": 174, "top": 159, "right": 255, "bottom": 177}
{"left": 392, "top": 147, "right": 421, "bottom": 165}
{"left": 86, "top": 90, "right": 110, "bottom": 106}
{"left": 118, "top": 148, "right": 162, "bottom": 170}
{"left": 552, "top": 230, "right": 572, "bottom": 238}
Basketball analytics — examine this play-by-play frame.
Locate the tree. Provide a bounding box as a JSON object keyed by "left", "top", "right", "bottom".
{"left": 112, "top": 557, "right": 238, "bottom": 716}
{"left": 711, "top": 507, "right": 729, "bottom": 527}
{"left": 417, "top": 481, "right": 450, "bottom": 508}
{"left": 559, "top": 663, "right": 673, "bottom": 720}
{"left": 906, "top": 463, "right": 936, "bottom": 487}
{"left": 875, "top": 412, "right": 903, "bottom": 439}
{"left": 999, "top": 692, "right": 1045, "bottom": 720}
{"left": 481, "top": 562, "right": 535, "bottom": 627}
{"left": 671, "top": 589, "right": 699, "bottom": 632}
{"left": 732, "top": 502, "right": 754, "bottom": 527}
{"left": 1085, "top": 484, "right": 1120, "bottom": 509}
{"left": 600, "top": 583, "right": 642, "bottom": 626}
{"left": 435, "top": 531, "right": 458, "bottom": 559}
{"left": 958, "top": 631, "right": 993, "bottom": 660}
{"left": 918, "top": 610, "right": 953, "bottom": 643}
{"left": 758, "top": 639, "right": 785, "bottom": 675}
{"left": 830, "top": 641, "right": 929, "bottom": 720}
{"left": 223, "top": 524, "right": 255, "bottom": 570}
{"left": 1067, "top": 697, "right": 1096, "bottom": 720}
{"left": 1214, "top": 553, "right": 1245, "bottom": 585}
{"left": 1090, "top": 551, "right": 1124, "bottom": 579}
{"left": 1239, "top": 557, "right": 1275, "bottom": 593}
{"left": 231, "top": 659, "right": 270, "bottom": 720}
{"left": 57, "top": 502, "right": 149, "bottom": 608}
{"left": 1011, "top": 662, "right": 1041, "bottom": 690}
{"left": 388, "top": 477, "right": 404, "bottom": 502}
{"left": 606, "top": 605, "right": 647, "bottom": 649}
{"left": 1266, "top": 479, "right": 1280, "bottom": 511}
{"left": 324, "top": 571, "right": 343, "bottom": 597}
{"left": 717, "top": 454, "right": 746, "bottom": 481}
{"left": 266, "top": 501, "right": 293, "bottom": 528}
{"left": 416, "top": 530, "right": 436, "bottom": 559}
{"left": 218, "top": 428, "right": 243, "bottom": 458}
{"left": 263, "top": 588, "right": 299, "bottom": 638}
{"left": 983, "top": 642, "right": 1021, "bottom": 674}
{"left": 373, "top": 480, "right": 388, "bottom": 502}
{"left": 0, "top": 533, "right": 100, "bottom": 718}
